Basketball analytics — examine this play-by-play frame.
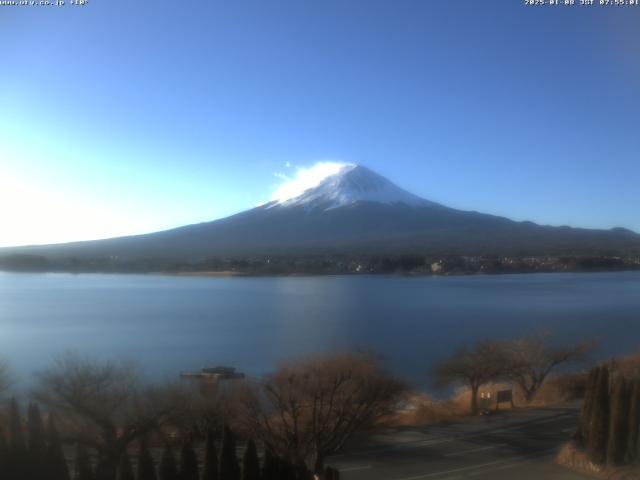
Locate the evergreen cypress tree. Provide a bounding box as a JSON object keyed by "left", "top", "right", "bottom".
{"left": 9, "top": 398, "right": 26, "bottom": 452}
{"left": 295, "top": 463, "right": 312, "bottom": 480}
{"left": 9, "top": 398, "right": 30, "bottom": 480}
{"left": 47, "top": 415, "right": 71, "bottom": 480}
{"left": 179, "top": 442, "right": 199, "bottom": 480}
{"left": 323, "top": 466, "right": 334, "bottom": 480}
{"left": 27, "top": 403, "right": 47, "bottom": 456}
{"left": 626, "top": 379, "right": 640, "bottom": 464}
{"left": 607, "top": 377, "right": 630, "bottom": 465}
{"left": 137, "top": 437, "right": 157, "bottom": 480}
{"left": 241, "top": 440, "right": 260, "bottom": 480}
{"left": 116, "top": 453, "right": 135, "bottom": 480}
{"left": 588, "top": 365, "right": 610, "bottom": 464}
{"left": 219, "top": 426, "right": 239, "bottom": 480}
{"left": 27, "top": 403, "right": 48, "bottom": 479}
{"left": 260, "top": 448, "right": 276, "bottom": 480}
{"left": 271, "top": 456, "right": 284, "bottom": 480}
{"left": 158, "top": 445, "right": 178, "bottom": 480}
{"left": 578, "top": 367, "right": 599, "bottom": 446}
{"left": 0, "top": 425, "right": 9, "bottom": 480}
{"left": 201, "top": 431, "right": 218, "bottom": 480}
{"left": 95, "top": 455, "right": 116, "bottom": 480}
{"left": 277, "top": 458, "right": 294, "bottom": 480}
{"left": 74, "top": 444, "right": 95, "bottom": 480}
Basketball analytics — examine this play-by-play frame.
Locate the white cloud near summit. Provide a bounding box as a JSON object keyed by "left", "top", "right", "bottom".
{"left": 271, "top": 161, "right": 350, "bottom": 203}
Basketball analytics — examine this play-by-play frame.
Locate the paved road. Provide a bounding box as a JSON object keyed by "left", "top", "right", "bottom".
{"left": 328, "top": 405, "right": 592, "bottom": 480}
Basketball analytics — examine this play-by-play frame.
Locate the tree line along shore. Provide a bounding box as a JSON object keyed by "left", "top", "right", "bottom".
{"left": 1, "top": 252, "right": 639, "bottom": 275}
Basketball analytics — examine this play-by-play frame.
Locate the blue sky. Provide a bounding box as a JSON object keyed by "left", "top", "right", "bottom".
{"left": 1, "top": 0, "right": 639, "bottom": 246}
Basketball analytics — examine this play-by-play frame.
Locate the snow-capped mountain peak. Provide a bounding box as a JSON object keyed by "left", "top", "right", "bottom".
{"left": 272, "top": 164, "right": 435, "bottom": 210}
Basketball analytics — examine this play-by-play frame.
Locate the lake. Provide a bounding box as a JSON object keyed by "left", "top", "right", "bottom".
{"left": 1, "top": 271, "right": 639, "bottom": 391}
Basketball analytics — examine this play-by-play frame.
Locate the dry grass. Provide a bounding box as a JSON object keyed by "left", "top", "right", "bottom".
{"left": 612, "top": 352, "right": 640, "bottom": 380}
{"left": 528, "top": 372, "right": 587, "bottom": 406}
{"left": 556, "top": 442, "right": 640, "bottom": 480}
{"left": 395, "top": 373, "right": 587, "bottom": 427}
{"left": 394, "top": 390, "right": 469, "bottom": 426}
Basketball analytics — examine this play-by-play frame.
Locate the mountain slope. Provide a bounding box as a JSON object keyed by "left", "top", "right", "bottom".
{"left": 2, "top": 165, "right": 640, "bottom": 264}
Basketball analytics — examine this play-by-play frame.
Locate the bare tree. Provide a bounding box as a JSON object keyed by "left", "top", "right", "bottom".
{"left": 163, "top": 380, "right": 244, "bottom": 440}
{"left": 503, "top": 333, "right": 593, "bottom": 403}
{"left": 33, "top": 354, "right": 176, "bottom": 480}
{"left": 434, "top": 340, "right": 508, "bottom": 415}
{"left": 240, "top": 353, "right": 405, "bottom": 472}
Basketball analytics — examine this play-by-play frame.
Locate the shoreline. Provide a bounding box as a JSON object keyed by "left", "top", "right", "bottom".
{"left": 2, "top": 266, "right": 640, "bottom": 279}
{"left": 165, "top": 270, "right": 247, "bottom": 277}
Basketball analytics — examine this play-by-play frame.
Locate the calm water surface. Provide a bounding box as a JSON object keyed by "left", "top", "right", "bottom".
{"left": 1, "top": 271, "right": 639, "bottom": 390}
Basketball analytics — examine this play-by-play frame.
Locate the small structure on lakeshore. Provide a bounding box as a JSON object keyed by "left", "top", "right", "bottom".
{"left": 180, "top": 365, "right": 245, "bottom": 382}
{"left": 495, "top": 388, "right": 515, "bottom": 410}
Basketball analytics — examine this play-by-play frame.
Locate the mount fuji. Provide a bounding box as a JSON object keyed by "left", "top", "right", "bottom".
{"left": 2, "top": 165, "right": 640, "bottom": 268}
{"left": 271, "top": 164, "right": 433, "bottom": 211}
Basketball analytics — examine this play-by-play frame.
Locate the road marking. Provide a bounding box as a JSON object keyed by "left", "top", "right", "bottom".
{"left": 390, "top": 449, "right": 555, "bottom": 480}
{"left": 391, "top": 459, "right": 517, "bottom": 480}
{"left": 339, "top": 465, "right": 371, "bottom": 472}
{"left": 418, "top": 437, "right": 456, "bottom": 446}
{"left": 346, "top": 417, "right": 564, "bottom": 456}
{"left": 468, "top": 460, "right": 531, "bottom": 476}
{"left": 340, "top": 436, "right": 456, "bottom": 456}
{"left": 491, "top": 459, "right": 532, "bottom": 471}
{"left": 338, "top": 412, "right": 577, "bottom": 457}
{"left": 443, "top": 444, "right": 505, "bottom": 457}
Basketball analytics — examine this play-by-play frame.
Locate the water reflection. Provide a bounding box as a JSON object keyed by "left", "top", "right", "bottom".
{"left": 1, "top": 271, "right": 639, "bottom": 391}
